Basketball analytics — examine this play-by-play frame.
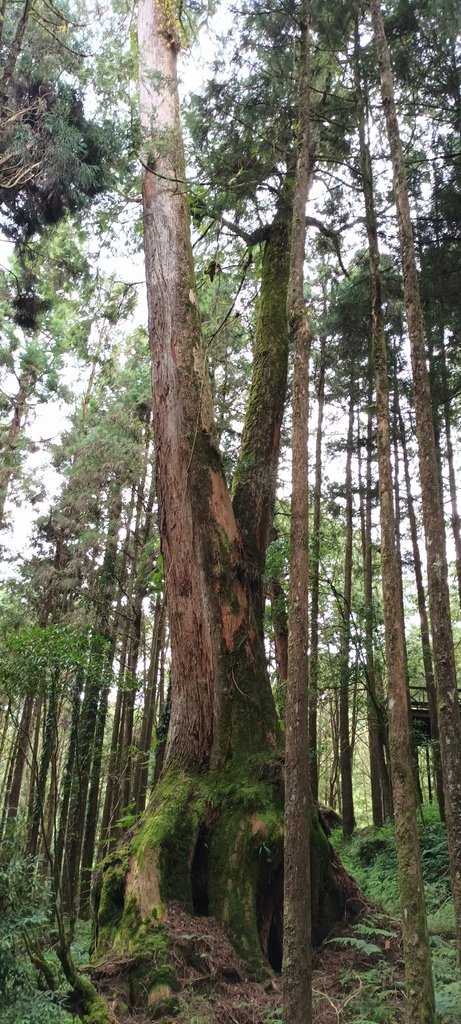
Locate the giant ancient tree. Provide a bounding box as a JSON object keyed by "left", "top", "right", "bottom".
{"left": 94, "top": 0, "right": 348, "bottom": 1004}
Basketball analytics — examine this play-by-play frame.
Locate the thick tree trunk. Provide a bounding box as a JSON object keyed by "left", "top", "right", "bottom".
{"left": 355, "top": 22, "right": 435, "bottom": 1019}
{"left": 92, "top": 4, "right": 353, "bottom": 1008}
{"left": 232, "top": 217, "right": 290, "bottom": 628}
{"left": 138, "top": 0, "right": 278, "bottom": 774}
{"left": 371, "top": 0, "right": 461, "bottom": 969}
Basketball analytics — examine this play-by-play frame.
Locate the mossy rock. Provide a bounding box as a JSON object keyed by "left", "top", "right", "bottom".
{"left": 357, "top": 837, "right": 390, "bottom": 866}
{"left": 147, "top": 986, "right": 180, "bottom": 1020}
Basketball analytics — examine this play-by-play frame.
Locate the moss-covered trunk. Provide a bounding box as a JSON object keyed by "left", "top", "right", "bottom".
{"left": 94, "top": 766, "right": 344, "bottom": 1005}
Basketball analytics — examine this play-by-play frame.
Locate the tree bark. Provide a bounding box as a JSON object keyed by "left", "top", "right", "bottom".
{"left": 232, "top": 217, "right": 290, "bottom": 629}
{"left": 397, "top": 404, "right": 445, "bottom": 818}
{"left": 5, "top": 693, "right": 34, "bottom": 820}
{"left": 355, "top": 20, "right": 435, "bottom": 1019}
{"left": 283, "top": 3, "right": 313, "bottom": 1020}
{"left": 133, "top": 597, "right": 165, "bottom": 814}
{"left": 356, "top": 16, "right": 436, "bottom": 1015}
{"left": 440, "top": 333, "right": 461, "bottom": 609}
{"left": 339, "top": 379, "right": 355, "bottom": 838}
{"left": 93, "top": 2, "right": 352, "bottom": 999}
{"left": 370, "top": 0, "right": 461, "bottom": 969}
{"left": 309, "top": 334, "right": 326, "bottom": 804}
{"left": 0, "top": 371, "right": 35, "bottom": 528}
{"left": 138, "top": 0, "right": 278, "bottom": 775}
{"left": 358, "top": 386, "right": 390, "bottom": 826}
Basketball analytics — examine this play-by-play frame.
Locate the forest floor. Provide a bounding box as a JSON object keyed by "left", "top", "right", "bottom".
{"left": 169, "top": 903, "right": 406, "bottom": 1024}
{"left": 96, "top": 900, "right": 406, "bottom": 1024}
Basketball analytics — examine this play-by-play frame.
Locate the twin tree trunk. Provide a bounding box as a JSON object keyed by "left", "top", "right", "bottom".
{"left": 93, "top": 0, "right": 346, "bottom": 1003}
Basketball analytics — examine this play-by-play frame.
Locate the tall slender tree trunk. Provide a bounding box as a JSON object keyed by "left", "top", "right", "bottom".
{"left": 54, "top": 670, "right": 84, "bottom": 888}
{"left": 440, "top": 334, "right": 461, "bottom": 608}
{"left": 0, "top": 371, "right": 35, "bottom": 527}
{"left": 133, "top": 597, "right": 165, "bottom": 814}
{"left": 267, "top": 572, "right": 288, "bottom": 704}
{"left": 398, "top": 405, "right": 445, "bottom": 818}
{"left": 391, "top": 370, "right": 422, "bottom": 805}
{"left": 5, "top": 694, "right": 34, "bottom": 820}
{"left": 26, "top": 695, "right": 42, "bottom": 825}
{"left": 371, "top": 0, "right": 461, "bottom": 967}
{"left": 339, "top": 380, "right": 355, "bottom": 838}
{"left": 283, "top": 4, "right": 312, "bottom": 1020}
{"left": 355, "top": 21, "right": 435, "bottom": 1019}
{"left": 309, "top": 334, "right": 326, "bottom": 804}
{"left": 27, "top": 676, "right": 58, "bottom": 859}
{"left": 358, "top": 388, "right": 390, "bottom": 826}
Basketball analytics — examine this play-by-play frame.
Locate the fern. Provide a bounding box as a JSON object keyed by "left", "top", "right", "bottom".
{"left": 326, "top": 935, "right": 382, "bottom": 955}
{"left": 352, "top": 921, "right": 396, "bottom": 940}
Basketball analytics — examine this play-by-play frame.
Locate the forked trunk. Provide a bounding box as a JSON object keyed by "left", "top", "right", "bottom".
{"left": 93, "top": 3, "right": 351, "bottom": 1010}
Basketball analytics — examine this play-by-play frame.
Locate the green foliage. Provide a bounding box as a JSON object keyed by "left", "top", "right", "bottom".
{"left": 0, "top": 623, "right": 111, "bottom": 701}
{"left": 333, "top": 814, "right": 460, "bottom": 1021}
{"left": 339, "top": 962, "right": 404, "bottom": 1024}
{"left": 0, "top": 835, "right": 73, "bottom": 1024}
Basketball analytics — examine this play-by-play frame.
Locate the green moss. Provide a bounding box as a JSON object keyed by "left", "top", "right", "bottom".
{"left": 95, "top": 847, "right": 130, "bottom": 949}
{"left": 232, "top": 220, "right": 290, "bottom": 505}
{"left": 77, "top": 977, "right": 112, "bottom": 1024}
{"left": 115, "top": 910, "right": 179, "bottom": 1010}
{"left": 146, "top": 988, "right": 180, "bottom": 1020}
{"left": 133, "top": 771, "right": 207, "bottom": 908}
{"left": 205, "top": 778, "right": 284, "bottom": 978}
{"left": 310, "top": 816, "right": 344, "bottom": 944}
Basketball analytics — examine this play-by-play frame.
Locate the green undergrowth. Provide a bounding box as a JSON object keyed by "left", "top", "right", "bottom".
{"left": 332, "top": 805, "right": 460, "bottom": 1023}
